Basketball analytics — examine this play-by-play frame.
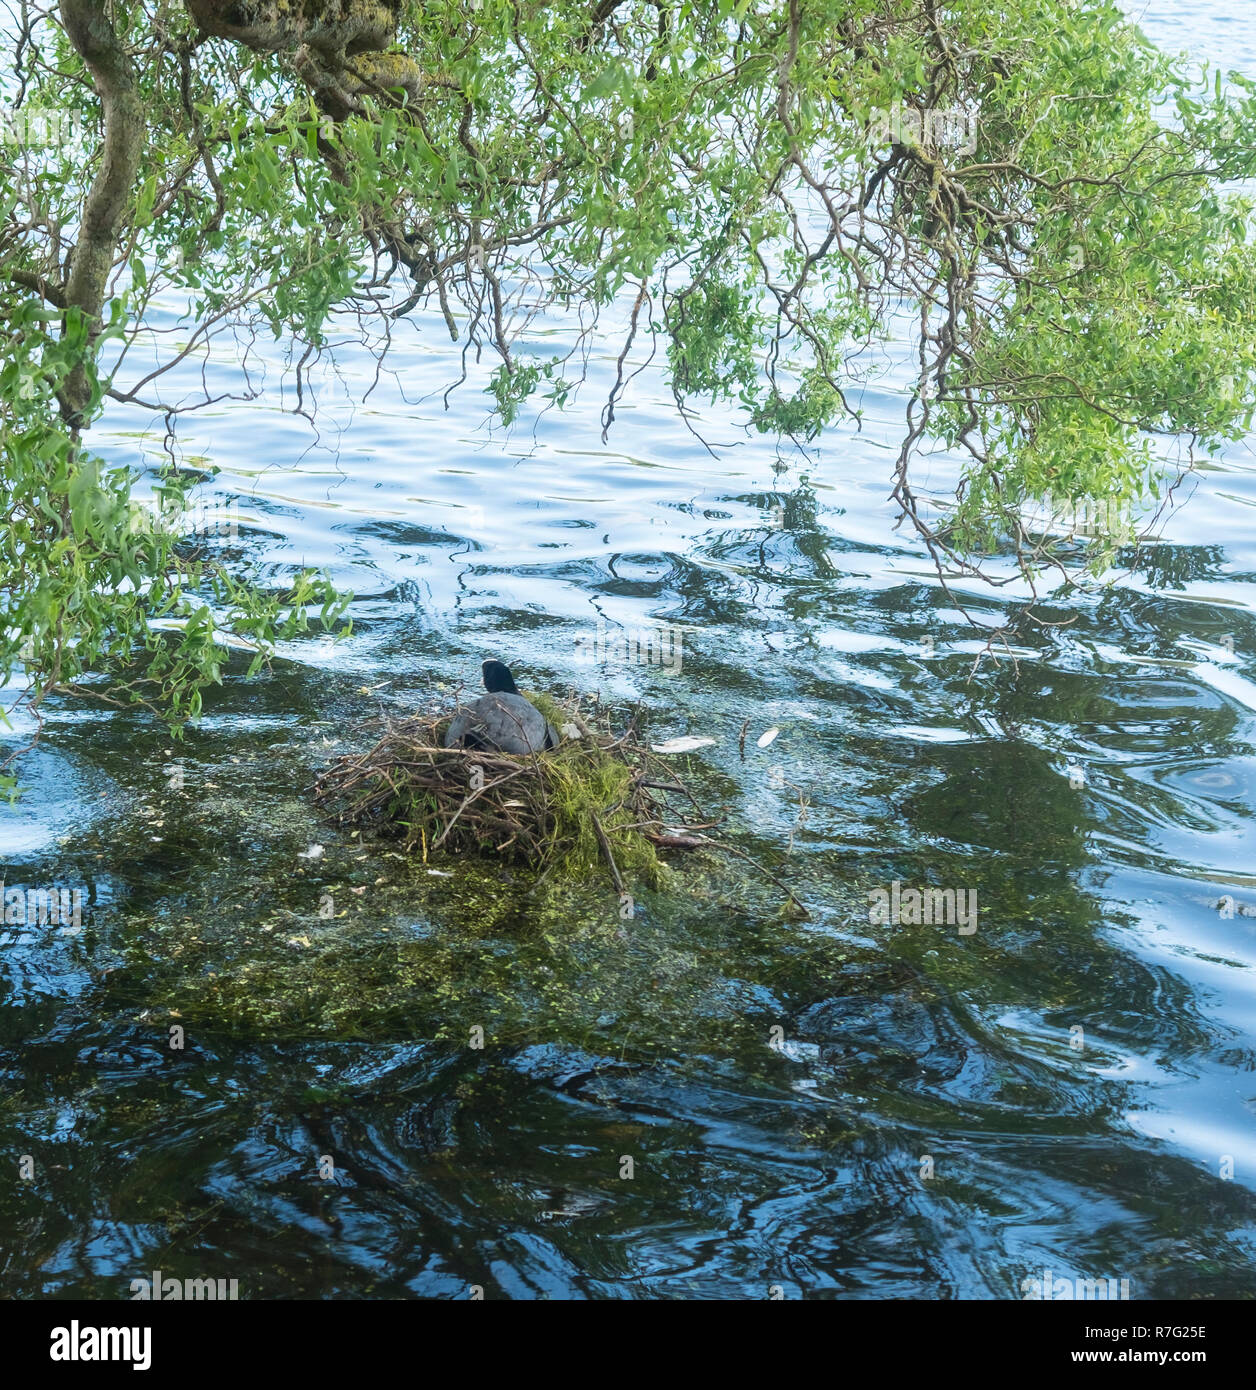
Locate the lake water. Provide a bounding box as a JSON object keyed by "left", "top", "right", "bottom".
{"left": 2, "top": 2, "right": 1255, "bottom": 1298}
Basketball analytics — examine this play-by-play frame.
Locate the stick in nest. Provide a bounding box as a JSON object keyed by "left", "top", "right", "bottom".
{"left": 312, "top": 698, "right": 809, "bottom": 915}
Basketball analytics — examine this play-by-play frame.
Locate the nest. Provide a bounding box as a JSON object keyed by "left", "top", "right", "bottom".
{"left": 312, "top": 695, "right": 724, "bottom": 892}
{"left": 314, "top": 693, "right": 810, "bottom": 914}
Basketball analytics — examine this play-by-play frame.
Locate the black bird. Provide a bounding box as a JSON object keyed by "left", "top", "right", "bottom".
{"left": 443, "top": 659, "right": 560, "bottom": 755}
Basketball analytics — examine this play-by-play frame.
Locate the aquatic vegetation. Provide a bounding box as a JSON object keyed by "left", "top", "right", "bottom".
{"left": 316, "top": 694, "right": 697, "bottom": 889}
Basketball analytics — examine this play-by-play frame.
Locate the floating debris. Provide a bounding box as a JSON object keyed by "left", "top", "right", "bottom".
{"left": 650, "top": 735, "right": 717, "bottom": 754}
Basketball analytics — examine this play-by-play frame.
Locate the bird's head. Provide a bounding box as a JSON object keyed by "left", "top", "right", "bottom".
{"left": 481, "top": 659, "right": 519, "bottom": 694}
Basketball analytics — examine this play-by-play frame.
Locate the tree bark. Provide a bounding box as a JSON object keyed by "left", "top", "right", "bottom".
{"left": 184, "top": 0, "right": 423, "bottom": 118}
{"left": 58, "top": 0, "right": 145, "bottom": 431}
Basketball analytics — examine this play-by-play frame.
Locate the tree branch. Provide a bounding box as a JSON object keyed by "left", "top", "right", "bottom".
{"left": 57, "top": 0, "right": 145, "bottom": 430}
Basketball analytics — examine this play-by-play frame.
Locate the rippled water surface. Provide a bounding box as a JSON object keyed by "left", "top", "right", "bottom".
{"left": 3, "top": 3, "right": 1256, "bottom": 1300}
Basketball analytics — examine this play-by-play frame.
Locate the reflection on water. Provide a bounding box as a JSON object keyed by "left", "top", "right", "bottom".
{"left": 3, "top": 2, "right": 1256, "bottom": 1300}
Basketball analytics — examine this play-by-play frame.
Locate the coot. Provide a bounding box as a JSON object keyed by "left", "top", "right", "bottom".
{"left": 443, "top": 660, "right": 560, "bottom": 755}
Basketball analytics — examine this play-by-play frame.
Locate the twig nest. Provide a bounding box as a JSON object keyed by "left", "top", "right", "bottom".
{"left": 313, "top": 694, "right": 708, "bottom": 888}
{"left": 314, "top": 692, "right": 810, "bottom": 915}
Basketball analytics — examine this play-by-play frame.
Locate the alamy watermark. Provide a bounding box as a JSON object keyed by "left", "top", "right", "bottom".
{"left": 867, "top": 100, "right": 978, "bottom": 155}
{"left": 2, "top": 884, "right": 84, "bottom": 930}
{"left": 1021, "top": 1268, "right": 1131, "bottom": 1301}
{"left": 1, "top": 106, "right": 83, "bottom": 149}
{"left": 867, "top": 880, "right": 978, "bottom": 935}
{"left": 129, "top": 492, "right": 241, "bottom": 541}
{"left": 130, "top": 1270, "right": 239, "bottom": 1300}
{"left": 1021, "top": 489, "right": 1143, "bottom": 541}
{"left": 574, "top": 622, "right": 684, "bottom": 675}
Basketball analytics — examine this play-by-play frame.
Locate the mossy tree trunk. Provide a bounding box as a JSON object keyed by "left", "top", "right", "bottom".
{"left": 57, "top": 0, "right": 146, "bottom": 431}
